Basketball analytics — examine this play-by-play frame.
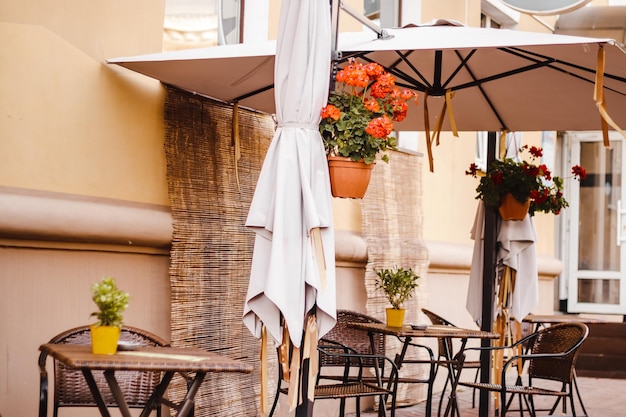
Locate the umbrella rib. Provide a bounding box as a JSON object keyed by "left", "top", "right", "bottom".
{"left": 451, "top": 49, "right": 508, "bottom": 131}
{"left": 392, "top": 50, "right": 433, "bottom": 89}
{"left": 233, "top": 83, "right": 275, "bottom": 102}
{"left": 348, "top": 51, "right": 432, "bottom": 92}
{"left": 441, "top": 49, "right": 477, "bottom": 90}
{"left": 504, "top": 46, "right": 626, "bottom": 96}
{"left": 450, "top": 59, "right": 555, "bottom": 91}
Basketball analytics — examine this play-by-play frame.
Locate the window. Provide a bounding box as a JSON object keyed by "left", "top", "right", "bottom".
{"left": 163, "top": 0, "right": 241, "bottom": 51}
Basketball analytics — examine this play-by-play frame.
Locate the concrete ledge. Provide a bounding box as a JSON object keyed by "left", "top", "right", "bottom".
{"left": 334, "top": 229, "right": 368, "bottom": 266}
{"left": 426, "top": 239, "right": 563, "bottom": 278}
{"left": 0, "top": 186, "right": 172, "bottom": 249}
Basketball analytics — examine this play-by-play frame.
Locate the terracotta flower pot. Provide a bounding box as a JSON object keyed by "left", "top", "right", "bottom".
{"left": 327, "top": 156, "right": 375, "bottom": 199}
{"left": 499, "top": 193, "right": 530, "bottom": 221}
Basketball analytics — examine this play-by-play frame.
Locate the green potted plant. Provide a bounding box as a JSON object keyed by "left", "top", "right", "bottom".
{"left": 374, "top": 266, "right": 420, "bottom": 327}
{"left": 319, "top": 59, "right": 417, "bottom": 198}
{"left": 466, "top": 145, "right": 587, "bottom": 220}
{"left": 90, "top": 277, "right": 130, "bottom": 354}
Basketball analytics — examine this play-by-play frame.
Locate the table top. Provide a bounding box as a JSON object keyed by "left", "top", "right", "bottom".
{"left": 40, "top": 344, "right": 254, "bottom": 373}
{"left": 348, "top": 322, "right": 500, "bottom": 339}
{"left": 523, "top": 314, "right": 606, "bottom": 324}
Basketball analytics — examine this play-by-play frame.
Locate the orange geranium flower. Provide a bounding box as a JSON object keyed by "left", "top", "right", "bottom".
{"left": 319, "top": 58, "right": 418, "bottom": 164}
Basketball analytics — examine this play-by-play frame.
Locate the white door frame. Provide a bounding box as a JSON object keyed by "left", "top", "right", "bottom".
{"left": 562, "top": 131, "right": 626, "bottom": 315}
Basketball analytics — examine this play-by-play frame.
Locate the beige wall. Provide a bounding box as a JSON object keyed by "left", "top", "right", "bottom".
{"left": 0, "top": 0, "right": 168, "bottom": 205}
{"left": 1, "top": 1, "right": 171, "bottom": 416}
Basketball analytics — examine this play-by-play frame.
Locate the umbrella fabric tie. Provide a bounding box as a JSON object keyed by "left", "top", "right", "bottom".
{"left": 594, "top": 46, "right": 626, "bottom": 144}
{"left": 311, "top": 227, "right": 327, "bottom": 290}
{"left": 302, "top": 315, "right": 319, "bottom": 401}
{"left": 277, "top": 122, "right": 319, "bottom": 130}
{"left": 433, "top": 89, "right": 459, "bottom": 145}
{"left": 260, "top": 325, "right": 269, "bottom": 416}
{"left": 423, "top": 91, "right": 435, "bottom": 172}
{"left": 424, "top": 89, "right": 459, "bottom": 172}
{"left": 232, "top": 101, "right": 241, "bottom": 192}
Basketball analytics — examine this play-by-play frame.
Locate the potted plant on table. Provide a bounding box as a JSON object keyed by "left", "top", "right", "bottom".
{"left": 374, "top": 266, "right": 420, "bottom": 327}
{"left": 319, "top": 59, "right": 417, "bottom": 198}
{"left": 466, "top": 145, "right": 587, "bottom": 220}
{"left": 90, "top": 277, "right": 130, "bottom": 354}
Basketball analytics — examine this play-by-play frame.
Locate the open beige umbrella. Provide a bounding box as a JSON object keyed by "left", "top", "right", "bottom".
{"left": 109, "top": 22, "right": 626, "bottom": 133}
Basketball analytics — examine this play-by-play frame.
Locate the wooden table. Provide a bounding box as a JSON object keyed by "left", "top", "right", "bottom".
{"left": 349, "top": 322, "right": 499, "bottom": 417}
{"left": 39, "top": 343, "right": 253, "bottom": 417}
{"left": 523, "top": 313, "right": 604, "bottom": 329}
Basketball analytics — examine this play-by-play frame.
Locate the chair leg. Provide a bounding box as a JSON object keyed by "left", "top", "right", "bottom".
{"left": 438, "top": 374, "right": 449, "bottom": 417}
{"left": 267, "top": 379, "right": 282, "bottom": 417}
{"left": 573, "top": 372, "right": 588, "bottom": 416}
{"left": 471, "top": 368, "right": 479, "bottom": 408}
{"left": 339, "top": 398, "right": 347, "bottom": 417}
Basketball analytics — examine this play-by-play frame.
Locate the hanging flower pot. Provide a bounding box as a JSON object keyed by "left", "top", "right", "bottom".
{"left": 498, "top": 193, "right": 530, "bottom": 221}
{"left": 327, "top": 156, "right": 375, "bottom": 199}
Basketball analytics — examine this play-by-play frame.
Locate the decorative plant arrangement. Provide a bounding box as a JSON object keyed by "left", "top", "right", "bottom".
{"left": 374, "top": 266, "right": 420, "bottom": 327}
{"left": 319, "top": 59, "right": 417, "bottom": 164}
{"left": 466, "top": 145, "right": 587, "bottom": 218}
{"left": 90, "top": 277, "right": 130, "bottom": 354}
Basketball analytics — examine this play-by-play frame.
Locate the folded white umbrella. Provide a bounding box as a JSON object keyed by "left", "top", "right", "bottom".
{"left": 242, "top": 0, "right": 335, "bottom": 414}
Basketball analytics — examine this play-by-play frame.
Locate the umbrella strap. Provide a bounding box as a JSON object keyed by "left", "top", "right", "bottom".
{"left": 433, "top": 89, "right": 459, "bottom": 145}
{"left": 287, "top": 345, "right": 301, "bottom": 411}
{"left": 232, "top": 101, "right": 242, "bottom": 191}
{"left": 260, "top": 325, "right": 268, "bottom": 417}
{"left": 311, "top": 227, "right": 327, "bottom": 289}
{"left": 302, "top": 315, "right": 319, "bottom": 401}
{"left": 425, "top": 89, "right": 459, "bottom": 173}
{"left": 594, "top": 46, "right": 626, "bottom": 145}
{"left": 423, "top": 92, "right": 435, "bottom": 172}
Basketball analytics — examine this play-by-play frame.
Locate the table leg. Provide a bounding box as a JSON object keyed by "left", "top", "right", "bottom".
{"left": 442, "top": 338, "right": 468, "bottom": 417}
{"left": 177, "top": 372, "right": 206, "bottom": 417}
{"left": 81, "top": 370, "right": 112, "bottom": 417}
{"left": 366, "top": 333, "right": 436, "bottom": 417}
{"left": 140, "top": 372, "right": 175, "bottom": 417}
{"left": 366, "top": 331, "right": 388, "bottom": 417}
{"left": 104, "top": 370, "right": 133, "bottom": 417}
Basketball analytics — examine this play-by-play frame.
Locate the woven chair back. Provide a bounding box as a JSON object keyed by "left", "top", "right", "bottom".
{"left": 527, "top": 322, "right": 589, "bottom": 384}
{"left": 422, "top": 309, "right": 457, "bottom": 359}
{"left": 50, "top": 325, "right": 168, "bottom": 411}
{"left": 322, "top": 310, "right": 385, "bottom": 368}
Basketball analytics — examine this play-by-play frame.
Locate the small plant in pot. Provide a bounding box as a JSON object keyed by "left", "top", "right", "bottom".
{"left": 374, "top": 266, "right": 420, "bottom": 327}
{"left": 90, "top": 277, "right": 130, "bottom": 354}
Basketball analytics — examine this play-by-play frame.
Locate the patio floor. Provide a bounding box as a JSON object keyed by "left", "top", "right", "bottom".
{"left": 351, "top": 375, "right": 626, "bottom": 417}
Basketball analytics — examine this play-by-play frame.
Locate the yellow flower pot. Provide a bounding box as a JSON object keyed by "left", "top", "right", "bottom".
{"left": 90, "top": 325, "right": 121, "bottom": 355}
{"left": 385, "top": 308, "right": 406, "bottom": 328}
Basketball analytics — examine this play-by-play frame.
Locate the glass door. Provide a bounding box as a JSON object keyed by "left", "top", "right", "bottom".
{"left": 565, "top": 132, "right": 626, "bottom": 314}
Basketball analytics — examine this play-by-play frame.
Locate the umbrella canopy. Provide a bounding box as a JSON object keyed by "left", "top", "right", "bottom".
{"left": 108, "top": 22, "right": 626, "bottom": 135}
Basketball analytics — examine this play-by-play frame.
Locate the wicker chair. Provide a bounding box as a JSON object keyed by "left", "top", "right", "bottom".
{"left": 268, "top": 310, "right": 437, "bottom": 417}
{"left": 458, "top": 322, "right": 589, "bottom": 417}
{"left": 38, "top": 325, "right": 169, "bottom": 417}
{"left": 268, "top": 310, "right": 401, "bottom": 417}
{"left": 421, "top": 308, "right": 482, "bottom": 414}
